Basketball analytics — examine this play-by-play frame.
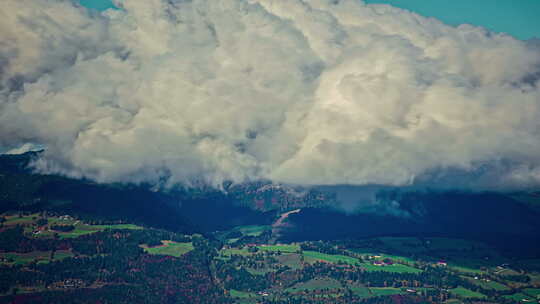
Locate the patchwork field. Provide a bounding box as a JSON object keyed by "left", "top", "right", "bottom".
{"left": 3, "top": 212, "right": 540, "bottom": 304}
{"left": 1, "top": 213, "right": 142, "bottom": 239}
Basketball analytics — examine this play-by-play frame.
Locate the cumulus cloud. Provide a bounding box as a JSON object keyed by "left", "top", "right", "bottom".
{"left": 1, "top": 0, "right": 540, "bottom": 189}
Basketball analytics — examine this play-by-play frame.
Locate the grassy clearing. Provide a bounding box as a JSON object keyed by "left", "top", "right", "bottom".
{"left": 351, "top": 287, "right": 371, "bottom": 297}
{"left": 220, "top": 248, "right": 252, "bottom": 257}
{"left": 286, "top": 277, "right": 341, "bottom": 292}
{"left": 246, "top": 267, "right": 274, "bottom": 275}
{"left": 0, "top": 250, "right": 73, "bottom": 265}
{"left": 359, "top": 262, "right": 422, "bottom": 273}
{"left": 3, "top": 214, "right": 36, "bottom": 226}
{"left": 226, "top": 238, "right": 240, "bottom": 244}
{"left": 229, "top": 289, "right": 257, "bottom": 298}
{"left": 369, "top": 288, "right": 405, "bottom": 297}
{"left": 233, "top": 225, "right": 271, "bottom": 237}
{"left": 303, "top": 251, "right": 359, "bottom": 265}
{"left": 449, "top": 287, "right": 486, "bottom": 299}
{"left": 141, "top": 241, "right": 193, "bottom": 257}
{"left": 257, "top": 244, "right": 299, "bottom": 253}
{"left": 349, "top": 283, "right": 371, "bottom": 298}
{"left": 465, "top": 277, "right": 509, "bottom": 290}
{"left": 377, "top": 237, "right": 426, "bottom": 254}
{"left": 352, "top": 251, "right": 419, "bottom": 266}
{"left": 57, "top": 223, "right": 142, "bottom": 239}
{"left": 448, "top": 264, "right": 485, "bottom": 275}
{"left": 524, "top": 288, "right": 540, "bottom": 298}
{"left": 503, "top": 292, "right": 536, "bottom": 302}
{"left": 2, "top": 213, "right": 142, "bottom": 239}
{"left": 276, "top": 253, "right": 303, "bottom": 269}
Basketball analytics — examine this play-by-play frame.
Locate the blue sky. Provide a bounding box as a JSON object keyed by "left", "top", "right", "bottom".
{"left": 78, "top": 0, "right": 539, "bottom": 40}
{"left": 364, "top": 0, "right": 540, "bottom": 40}
{"left": 79, "top": 0, "right": 116, "bottom": 11}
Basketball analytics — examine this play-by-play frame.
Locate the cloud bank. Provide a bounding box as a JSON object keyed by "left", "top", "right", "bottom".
{"left": 1, "top": 0, "right": 540, "bottom": 189}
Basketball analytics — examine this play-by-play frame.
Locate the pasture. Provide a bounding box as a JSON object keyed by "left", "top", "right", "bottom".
{"left": 358, "top": 262, "right": 422, "bottom": 273}
{"left": 369, "top": 288, "right": 405, "bottom": 297}
{"left": 233, "top": 225, "right": 271, "bottom": 237}
{"left": 141, "top": 241, "right": 194, "bottom": 257}
{"left": 286, "top": 277, "right": 341, "bottom": 292}
{"left": 257, "top": 244, "right": 300, "bottom": 253}
{"left": 0, "top": 250, "right": 73, "bottom": 265}
{"left": 276, "top": 253, "right": 303, "bottom": 269}
{"left": 503, "top": 292, "right": 536, "bottom": 302}
{"left": 303, "top": 251, "right": 359, "bottom": 265}
{"left": 465, "top": 277, "right": 509, "bottom": 291}
{"left": 449, "top": 287, "right": 486, "bottom": 299}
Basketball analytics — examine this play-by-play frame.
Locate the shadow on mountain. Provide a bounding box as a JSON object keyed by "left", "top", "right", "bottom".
{"left": 0, "top": 152, "right": 274, "bottom": 234}
{"left": 282, "top": 191, "right": 540, "bottom": 258}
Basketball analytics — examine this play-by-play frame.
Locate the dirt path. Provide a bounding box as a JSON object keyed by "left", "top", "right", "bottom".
{"left": 270, "top": 209, "right": 301, "bottom": 243}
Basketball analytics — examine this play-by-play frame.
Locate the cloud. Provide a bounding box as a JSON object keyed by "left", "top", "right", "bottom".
{"left": 1, "top": 0, "right": 539, "bottom": 189}
{"left": 2, "top": 143, "right": 43, "bottom": 155}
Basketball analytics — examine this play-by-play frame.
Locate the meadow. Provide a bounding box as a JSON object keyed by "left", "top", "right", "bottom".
{"left": 449, "top": 287, "right": 486, "bottom": 299}
{"left": 141, "top": 241, "right": 194, "bottom": 257}
{"left": 303, "top": 251, "right": 359, "bottom": 265}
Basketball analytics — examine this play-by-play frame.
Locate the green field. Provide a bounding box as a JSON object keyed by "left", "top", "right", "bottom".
{"left": 350, "top": 286, "right": 371, "bottom": 298}
{"left": 2, "top": 213, "right": 142, "bottom": 239}
{"left": 503, "top": 292, "right": 536, "bottom": 302}
{"left": 220, "top": 248, "right": 252, "bottom": 257}
{"left": 466, "top": 278, "right": 509, "bottom": 290}
{"left": 57, "top": 223, "right": 142, "bottom": 239}
{"left": 142, "top": 241, "right": 194, "bottom": 257}
{"left": 351, "top": 250, "right": 418, "bottom": 265}
{"left": 369, "top": 288, "right": 405, "bottom": 297}
{"left": 3, "top": 214, "right": 36, "bottom": 226}
{"left": 524, "top": 288, "right": 540, "bottom": 298}
{"left": 233, "top": 225, "right": 271, "bottom": 237}
{"left": 303, "top": 251, "right": 359, "bottom": 265}
{"left": 257, "top": 244, "right": 300, "bottom": 253}
{"left": 449, "top": 287, "right": 486, "bottom": 299}
{"left": 0, "top": 250, "right": 73, "bottom": 265}
{"left": 358, "top": 262, "right": 422, "bottom": 273}
{"left": 448, "top": 264, "right": 485, "bottom": 275}
{"left": 286, "top": 277, "right": 341, "bottom": 292}
{"left": 276, "top": 253, "right": 303, "bottom": 269}
{"left": 229, "top": 289, "right": 257, "bottom": 298}
{"left": 226, "top": 238, "right": 240, "bottom": 244}
{"left": 246, "top": 267, "right": 274, "bottom": 275}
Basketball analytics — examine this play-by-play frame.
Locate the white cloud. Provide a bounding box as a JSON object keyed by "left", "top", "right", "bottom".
{"left": 1, "top": 0, "right": 539, "bottom": 189}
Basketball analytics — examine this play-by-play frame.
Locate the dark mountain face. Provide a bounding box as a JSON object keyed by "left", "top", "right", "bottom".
{"left": 0, "top": 152, "right": 274, "bottom": 234}
{"left": 282, "top": 191, "right": 540, "bottom": 257}
{"left": 2, "top": 152, "right": 540, "bottom": 257}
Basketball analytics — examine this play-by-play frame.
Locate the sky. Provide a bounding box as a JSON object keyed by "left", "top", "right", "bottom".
{"left": 79, "top": 0, "right": 116, "bottom": 11}
{"left": 364, "top": 0, "right": 540, "bottom": 40}
{"left": 1, "top": 0, "right": 540, "bottom": 190}
{"left": 79, "top": 0, "right": 540, "bottom": 40}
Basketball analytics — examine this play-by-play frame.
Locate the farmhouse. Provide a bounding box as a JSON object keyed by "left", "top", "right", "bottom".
{"left": 436, "top": 260, "right": 447, "bottom": 266}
